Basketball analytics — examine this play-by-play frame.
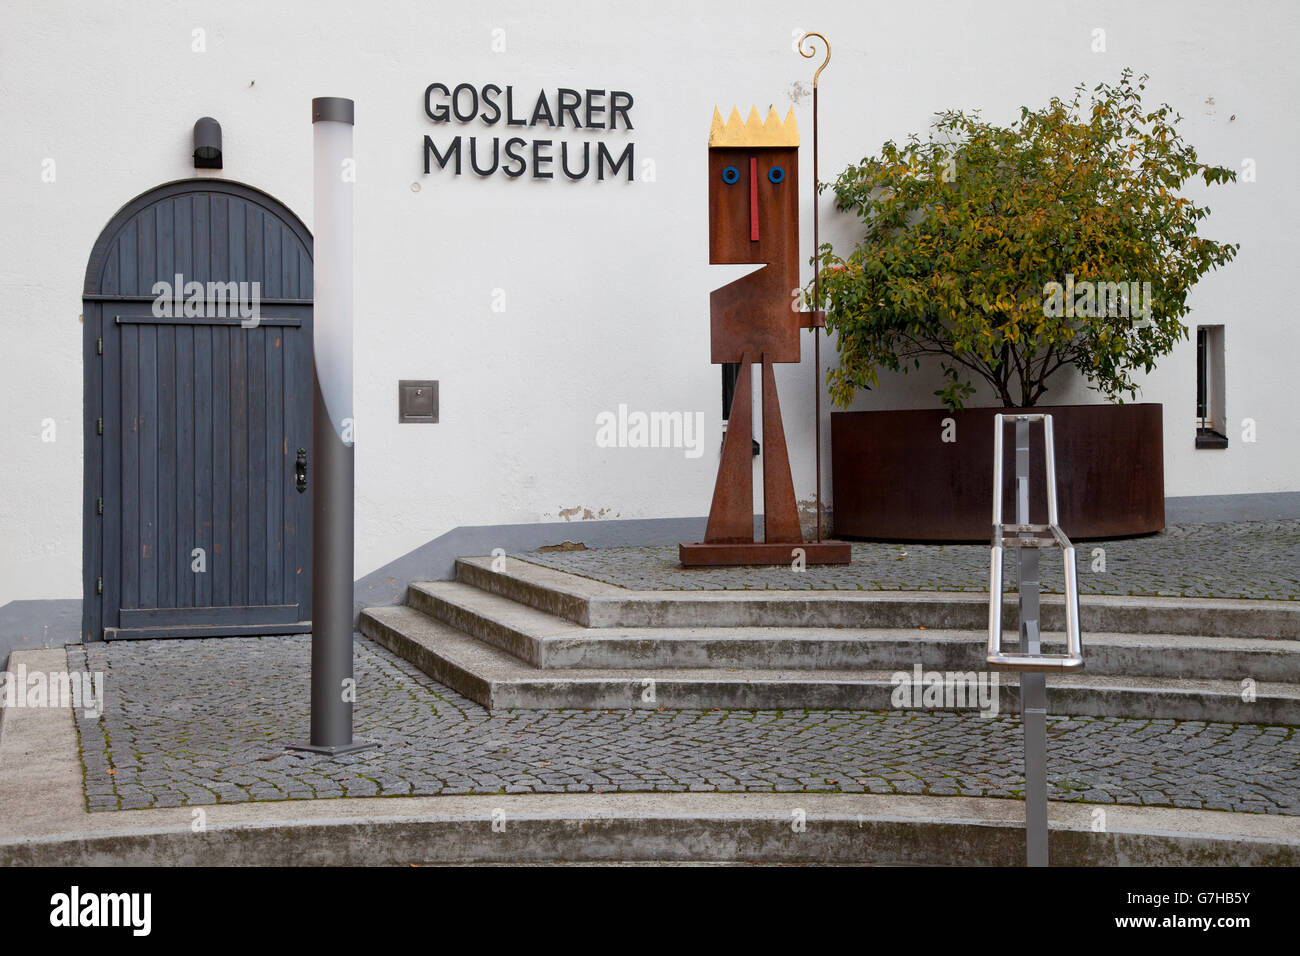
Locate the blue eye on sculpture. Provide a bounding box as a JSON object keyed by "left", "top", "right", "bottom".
{"left": 768, "top": 166, "right": 785, "bottom": 184}
{"left": 722, "top": 165, "right": 740, "bottom": 184}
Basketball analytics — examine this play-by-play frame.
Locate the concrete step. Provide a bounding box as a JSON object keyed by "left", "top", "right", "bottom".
{"left": 9, "top": 790, "right": 1298, "bottom": 866}
{"left": 359, "top": 604, "right": 1300, "bottom": 723}
{"left": 411, "top": 580, "right": 1300, "bottom": 682}
{"left": 454, "top": 555, "right": 1300, "bottom": 639}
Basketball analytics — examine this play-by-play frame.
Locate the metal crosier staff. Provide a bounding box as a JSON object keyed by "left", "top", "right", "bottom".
{"left": 798, "top": 32, "right": 830, "bottom": 542}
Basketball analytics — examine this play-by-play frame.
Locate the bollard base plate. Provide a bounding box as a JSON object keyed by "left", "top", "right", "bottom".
{"left": 287, "top": 739, "right": 379, "bottom": 756}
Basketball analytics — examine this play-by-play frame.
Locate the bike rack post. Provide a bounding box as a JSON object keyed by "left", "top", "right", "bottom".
{"left": 987, "top": 413, "right": 1084, "bottom": 866}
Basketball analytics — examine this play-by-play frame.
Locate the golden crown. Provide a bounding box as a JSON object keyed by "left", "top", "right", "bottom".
{"left": 709, "top": 106, "right": 799, "bottom": 148}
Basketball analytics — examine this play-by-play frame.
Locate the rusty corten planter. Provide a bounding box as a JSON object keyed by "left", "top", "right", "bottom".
{"left": 830, "top": 403, "right": 1164, "bottom": 541}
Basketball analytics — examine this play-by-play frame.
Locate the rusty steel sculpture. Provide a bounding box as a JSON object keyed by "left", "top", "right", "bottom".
{"left": 680, "top": 34, "right": 850, "bottom": 568}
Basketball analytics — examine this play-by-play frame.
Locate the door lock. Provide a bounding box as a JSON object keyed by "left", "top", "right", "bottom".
{"left": 295, "top": 448, "right": 308, "bottom": 493}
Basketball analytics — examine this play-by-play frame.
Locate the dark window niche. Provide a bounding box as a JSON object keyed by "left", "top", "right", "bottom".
{"left": 720, "top": 362, "right": 760, "bottom": 456}
{"left": 1195, "top": 325, "right": 1226, "bottom": 449}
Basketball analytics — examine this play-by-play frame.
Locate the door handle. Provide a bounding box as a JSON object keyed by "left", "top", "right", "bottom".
{"left": 295, "top": 448, "right": 308, "bottom": 493}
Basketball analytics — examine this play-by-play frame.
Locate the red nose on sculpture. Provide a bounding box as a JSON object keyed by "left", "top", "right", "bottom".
{"left": 749, "top": 156, "right": 759, "bottom": 242}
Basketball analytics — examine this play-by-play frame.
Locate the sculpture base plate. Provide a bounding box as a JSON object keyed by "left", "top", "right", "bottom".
{"left": 678, "top": 541, "right": 852, "bottom": 568}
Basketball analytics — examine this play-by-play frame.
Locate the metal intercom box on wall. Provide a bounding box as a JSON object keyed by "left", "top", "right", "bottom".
{"left": 398, "top": 380, "right": 438, "bottom": 423}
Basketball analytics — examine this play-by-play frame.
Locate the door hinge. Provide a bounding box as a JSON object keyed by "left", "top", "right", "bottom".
{"left": 97, "top": 337, "right": 103, "bottom": 355}
{"left": 96, "top": 576, "right": 103, "bottom": 595}
{"left": 97, "top": 497, "right": 103, "bottom": 515}
{"left": 97, "top": 418, "right": 103, "bottom": 435}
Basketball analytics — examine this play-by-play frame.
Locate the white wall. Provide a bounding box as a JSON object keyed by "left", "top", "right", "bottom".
{"left": 1, "top": 0, "right": 1296, "bottom": 606}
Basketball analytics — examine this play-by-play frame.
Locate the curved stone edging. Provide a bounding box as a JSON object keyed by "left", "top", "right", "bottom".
{"left": 2, "top": 794, "right": 1295, "bottom": 867}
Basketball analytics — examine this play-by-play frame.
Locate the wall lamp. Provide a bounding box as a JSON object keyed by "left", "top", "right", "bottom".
{"left": 193, "top": 117, "right": 223, "bottom": 169}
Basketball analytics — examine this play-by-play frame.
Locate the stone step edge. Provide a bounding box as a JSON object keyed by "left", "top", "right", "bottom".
{"left": 359, "top": 605, "right": 1300, "bottom": 722}
{"left": 410, "top": 580, "right": 1300, "bottom": 680}
{"left": 454, "top": 556, "right": 1300, "bottom": 637}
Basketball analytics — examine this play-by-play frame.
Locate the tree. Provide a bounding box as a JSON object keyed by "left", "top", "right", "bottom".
{"left": 815, "top": 69, "right": 1239, "bottom": 410}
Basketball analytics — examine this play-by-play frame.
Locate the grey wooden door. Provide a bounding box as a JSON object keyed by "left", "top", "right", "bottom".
{"left": 83, "top": 181, "right": 315, "bottom": 640}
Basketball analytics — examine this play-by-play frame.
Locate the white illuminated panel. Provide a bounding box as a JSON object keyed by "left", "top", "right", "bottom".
{"left": 313, "top": 113, "right": 354, "bottom": 442}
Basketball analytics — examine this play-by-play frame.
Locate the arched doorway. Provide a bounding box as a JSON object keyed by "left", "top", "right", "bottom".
{"left": 82, "top": 179, "right": 314, "bottom": 641}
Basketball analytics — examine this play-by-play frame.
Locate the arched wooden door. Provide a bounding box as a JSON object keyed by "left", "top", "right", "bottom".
{"left": 83, "top": 179, "right": 314, "bottom": 641}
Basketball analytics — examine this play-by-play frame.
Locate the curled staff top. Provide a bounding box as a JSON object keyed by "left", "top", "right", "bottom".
{"left": 312, "top": 97, "right": 355, "bottom": 125}
{"left": 83, "top": 179, "right": 313, "bottom": 298}
{"left": 797, "top": 32, "right": 831, "bottom": 88}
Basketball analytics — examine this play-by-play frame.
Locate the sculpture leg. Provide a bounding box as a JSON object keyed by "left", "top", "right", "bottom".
{"left": 760, "top": 357, "right": 802, "bottom": 543}
{"left": 704, "top": 353, "right": 755, "bottom": 543}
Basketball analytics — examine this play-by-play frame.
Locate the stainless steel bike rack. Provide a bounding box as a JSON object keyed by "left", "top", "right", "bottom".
{"left": 986, "top": 413, "right": 1085, "bottom": 866}
{"left": 988, "top": 413, "right": 1084, "bottom": 672}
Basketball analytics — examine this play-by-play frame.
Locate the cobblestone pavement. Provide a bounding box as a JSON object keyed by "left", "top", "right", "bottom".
{"left": 69, "top": 637, "right": 1299, "bottom": 815}
{"left": 515, "top": 521, "right": 1300, "bottom": 599}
